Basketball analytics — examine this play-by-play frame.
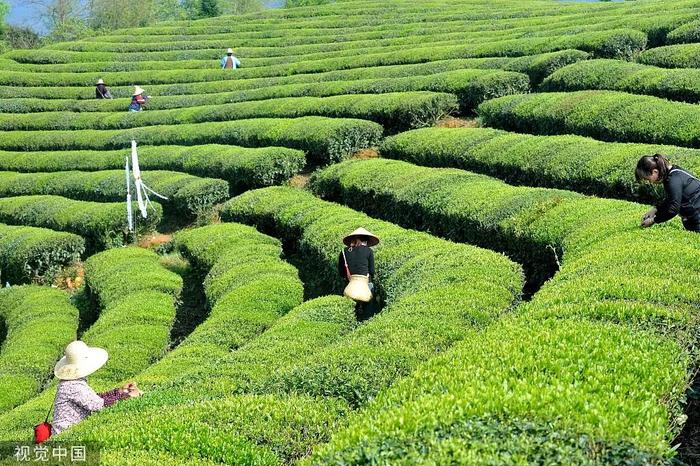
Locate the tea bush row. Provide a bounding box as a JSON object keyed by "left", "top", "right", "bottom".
{"left": 541, "top": 59, "right": 700, "bottom": 103}
{"left": 0, "top": 170, "right": 228, "bottom": 218}
{"left": 307, "top": 158, "right": 699, "bottom": 463}
{"left": 0, "top": 224, "right": 84, "bottom": 285}
{"left": 639, "top": 43, "right": 700, "bottom": 69}
{"left": 0, "top": 69, "right": 528, "bottom": 116}
{"left": 0, "top": 117, "right": 383, "bottom": 166}
{"left": 478, "top": 90, "right": 700, "bottom": 148}
{"left": 81, "top": 247, "right": 183, "bottom": 384}
{"left": 0, "top": 92, "right": 459, "bottom": 135}
{"left": 0, "top": 144, "right": 305, "bottom": 195}
{"left": 221, "top": 186, "right": 523, "bottom": 407}
{"left": 379, "top": 126, "right": 700, "bottom": 203}
{"left": 0, "top": 286, "right": 78, "bottom": 414}
{"left": 0, "top": 195, "right": 161, "bottom": 252}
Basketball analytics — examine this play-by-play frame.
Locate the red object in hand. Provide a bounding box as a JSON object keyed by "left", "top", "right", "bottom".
{"left": 34, "top": 421, "right": 52, "bottom": 444}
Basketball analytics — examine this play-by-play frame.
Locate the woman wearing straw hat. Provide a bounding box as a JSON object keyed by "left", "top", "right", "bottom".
{"left": 95, "top": 79, "right": 112, "bottom": 99}
{"left": 221, "top": 48, "right": 241, "bottom": 70}
{"left": 51, "top": 341, "right": 142, "bottom": 436}
{"left": 128, "top": 85, "right": 149, "bottom": 112}
{"left": 338, "top": 227, "right": 379, "bottom": 319}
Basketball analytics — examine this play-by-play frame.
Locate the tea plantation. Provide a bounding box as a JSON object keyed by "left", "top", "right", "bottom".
{"left": 0, "top": 0, "right": 699, "bottom": 464}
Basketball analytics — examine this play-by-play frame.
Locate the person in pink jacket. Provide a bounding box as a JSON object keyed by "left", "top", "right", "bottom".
{"left": 51, "top": 340, "right": 142, "bottom": 436}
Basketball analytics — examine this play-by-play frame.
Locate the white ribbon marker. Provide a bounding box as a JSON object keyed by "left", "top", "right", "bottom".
{"left": 130, "top": 140, "right": 168, "bottom": 221}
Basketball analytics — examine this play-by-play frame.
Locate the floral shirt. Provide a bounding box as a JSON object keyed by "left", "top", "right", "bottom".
{"left": 51, "top": 378, "right": 129, "bottom": 435}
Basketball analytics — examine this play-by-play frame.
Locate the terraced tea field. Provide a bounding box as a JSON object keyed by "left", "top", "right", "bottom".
{"left": 0, "top": 0, "right": 700, "bottom": 464}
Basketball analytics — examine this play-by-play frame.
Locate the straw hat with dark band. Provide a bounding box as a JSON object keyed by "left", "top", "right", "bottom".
{"left": 227, "top": 48, "right": 234, "bottom": 54}
{"left": 54, "top": 341, "right": 108, "bottom": 381}
{"left": 343, "top": 227, "right": 379, "bottom": 247}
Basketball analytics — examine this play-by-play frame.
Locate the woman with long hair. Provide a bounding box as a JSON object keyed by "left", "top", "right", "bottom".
{"left": 636, "top": 153, "right": 700, "bottom": 232}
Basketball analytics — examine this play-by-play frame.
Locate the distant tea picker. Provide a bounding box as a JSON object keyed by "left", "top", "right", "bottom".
{"left": 637, "top": 153, "right": 700, "bottom": 232}
{"left": 95, "top": 79, "right": 112, "bottom": 99}
{"left": 129, "top": 86, "right": 150, "bottom": 112}
{"left": 221, "top": 48, "right": 241, "bottom": 70}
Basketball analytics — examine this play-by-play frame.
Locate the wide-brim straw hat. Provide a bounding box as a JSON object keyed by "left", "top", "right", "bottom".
{"left": 54, "top": 341, "right": 108, "bottom": 381}
{"left": 132, "top": 86, "right": 145, "bottom": 96}
{"left": 343, "top": 227, "right": 380, "bottom": 247}
{"left": 96, "top": 79, "right": 104, "bottom": 85}
{"left": 226, "top": 48, "right": 234, "bottom": 54}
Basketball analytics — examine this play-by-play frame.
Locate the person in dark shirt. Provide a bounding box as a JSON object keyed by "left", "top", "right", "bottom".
{"left": 636, "top": 153, "right": 700, "bottom": 232}
{"left": 338, "top": 227, "right": 379, "bottom": 320}
{"left": 95, "top": 79, "right": 112, "bottom": 99}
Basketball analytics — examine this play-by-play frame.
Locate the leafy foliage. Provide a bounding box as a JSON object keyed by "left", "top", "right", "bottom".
{"left": 0, "top": 286, "right": 78, "bottom": 414}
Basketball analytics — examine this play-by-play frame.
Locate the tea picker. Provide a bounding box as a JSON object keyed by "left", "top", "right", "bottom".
{"left": 338, "top": 227, "right": 380, "bottom": 320}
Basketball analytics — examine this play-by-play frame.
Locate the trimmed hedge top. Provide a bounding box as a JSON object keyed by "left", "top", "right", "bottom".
{"left": 379, "top": 126, "right": 700, "bottom": 204}
{"left": 0, "top": 117, "right": 383, "bottom": 166}
{"left": 478, "top": 90, "right": 700, "bottom": 148}
{"left": 0, "top": 223, "right": 84, "bottom": 285}
{"left": 306, "top": 157, "right": 700, "bottom": 462}
{"left": 0, "top": 286, "right": 78, "bottom": 414}
{"left": 222, "top": 186, "right": 523, "bottom": 407}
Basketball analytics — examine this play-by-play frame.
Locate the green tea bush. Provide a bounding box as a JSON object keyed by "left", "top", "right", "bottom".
{"left": 666, "top": 19, "right": 700, "bottom": 44}
{"left": 0, "top": 170, "right": 228, "bottom": 218}
{"left": 478, "top": 90, "right": 700, "bottom": 148}
{"left": 1, "top": 27, "right": 642, "bottom": 66}
{"left": 0, "top": 51, "right": 581, "bottom": 103}
{"left": 66, "top": 393, "right": 350, "bottom": 465}
{"left": 135, "top": 223, "right": 303, "bottom": 388}
{"left": 0, "top": 223, "right": 84, "bottom": 284}
{"left": 0, "top": 247, "right": 182, "bottom": 441}
{"left": 0, "top": 70, "right": 527, "bottom": 117}
{"left": 307, "top": 317, "right": 688, "bottom": 465}
{"left": 0, "top": 92, "right": 458, "bottom": 134}
{"left": 65, "top": 296, "right": 357, "bottom": 464}
{"left": 0, "top": 286, "right": 78, "bottom": 414}
{"left": 0, "top": 117, "right": 383, "bottom": 166}
{"left": 82, "top": 247, "right": 183, "bottom": 384}
{"left": 0, "top": 195, "right": 162, "bottom": 252}
{"left": 164, "top": 296, "right": 357, "bottom": 398}
{"left": 306, "top": 157, "right": 700, "bottom": 463}
{"left": 222, "top": 187, "right": 523, "bottom": 407}
{"left": 83, "top": 247, "right": 182, "bottom": 310}
{"left": 0, "top": 145, "right": 305, "bottom": 194}
{"left": 0, "top": 49, "right": 589, "bottom": 81}
{"left": 639, "top": 43, "right": 700, "bottom": 69}
{"left": 541, "top": 59, "right": 700, "bottom": 103}
{"left": 0, "top": 29, "right": 639, "bottom": 93}
{"left": 380, "top": 126, "right": 700, "bottom": 203}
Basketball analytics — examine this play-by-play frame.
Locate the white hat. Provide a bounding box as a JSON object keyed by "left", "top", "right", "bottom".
{"left": 96, "top": 79, "right": 104, "bottom": 85}
{"left": 226, "top": 48, "right": 233, "bottom": 54}
{"left": 132, "top": 86, "right": 145, "bottom": 96}
{"left": 54, "top": 341, "right": 108, "bottom": 380}
{"left": 343, "top": 227, "right": 380, "bottom": 247}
